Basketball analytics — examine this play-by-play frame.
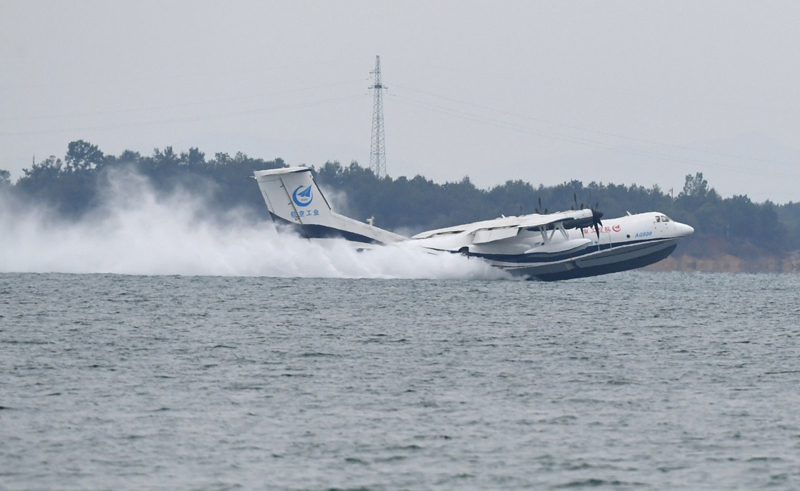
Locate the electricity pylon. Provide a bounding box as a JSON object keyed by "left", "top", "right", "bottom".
{"left": 369, "top": 56, "right": 387, "bottom": 179}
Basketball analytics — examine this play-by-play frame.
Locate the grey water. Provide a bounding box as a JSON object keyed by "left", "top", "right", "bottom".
{"left": 1, "top": 272, "right": 799, "bottom": 490}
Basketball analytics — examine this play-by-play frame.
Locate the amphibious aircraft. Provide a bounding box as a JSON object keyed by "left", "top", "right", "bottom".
{"left": 253, "top": 167, "right": 694, "bottom": 280}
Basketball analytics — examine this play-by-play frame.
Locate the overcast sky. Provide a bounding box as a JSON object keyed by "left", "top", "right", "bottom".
{"left": 2, "top": 0, "right": 799, "bottom": 202}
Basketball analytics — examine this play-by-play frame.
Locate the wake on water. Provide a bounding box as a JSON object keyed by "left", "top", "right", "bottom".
{"left": 0, "top": 170, "right": 508, "bottom": 280}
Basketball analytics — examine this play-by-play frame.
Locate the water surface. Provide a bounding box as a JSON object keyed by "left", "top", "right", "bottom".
{"left": 2, "top": 272, "right": 798, "bottom": 490}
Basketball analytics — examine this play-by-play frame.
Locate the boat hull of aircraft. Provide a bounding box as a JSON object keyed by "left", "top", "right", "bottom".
{"left": 252, "top": 167, "right": 694, "bottom": 280}
{"left": 486, "top": 238, "right": 679, "bottom": 281}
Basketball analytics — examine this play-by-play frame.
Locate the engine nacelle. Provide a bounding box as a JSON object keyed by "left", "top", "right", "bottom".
{"left": 524, "top": 237, "right": 593, "bottom": 254}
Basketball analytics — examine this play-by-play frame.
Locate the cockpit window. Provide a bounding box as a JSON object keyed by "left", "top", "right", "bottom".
{"left": 661, "top": 215, "right": 671, "bottom": 222}
{"left": 656, "top": 216, "right": 661, "bottom": 223}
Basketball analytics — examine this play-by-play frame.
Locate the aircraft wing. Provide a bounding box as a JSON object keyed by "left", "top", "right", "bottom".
{"left": 413, "top": 209, "right": 597, "bottom": 243}
{"left": 510, "top": 210, "right": 595, "bottom": 231}
{"left": 472, "top": 226, "right": 520, "bottom": 244}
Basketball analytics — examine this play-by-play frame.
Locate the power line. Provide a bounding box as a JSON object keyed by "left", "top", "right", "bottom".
{"left": 0, "top": 79, "right": 367, "bottom": 123}
{"left": 388, "top": 92, "right": 800, "bottom": 181}
{"left": 1, "top": 95, "right": 365, "bottom": 137}
{"left": 391, "top": 83, "right": 794, "bottom": 169}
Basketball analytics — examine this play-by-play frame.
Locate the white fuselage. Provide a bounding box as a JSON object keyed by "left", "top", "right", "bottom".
{"left": 409, "top": 212, "right": 694, "bottom": 281}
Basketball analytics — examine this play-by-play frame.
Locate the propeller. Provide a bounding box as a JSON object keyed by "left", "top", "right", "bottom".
{"left": 591, "top": 203, "right": 604, "bottom": 239}
{"left": 571, "top": 193, "right": 603, "bottom": 239}
{"left": 535, "top": 197, "right": 548, "bottom": 215}
{"left": 569, "top": 193, "right": 586, "bottom": 211}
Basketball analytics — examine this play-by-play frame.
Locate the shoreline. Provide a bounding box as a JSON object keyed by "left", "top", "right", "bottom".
{"left": 645, "top": 252, "right": 800, "bottom": 273}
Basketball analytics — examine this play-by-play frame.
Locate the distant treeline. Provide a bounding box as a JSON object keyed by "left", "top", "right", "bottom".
{"left": 3, "top": 140, "right": 800, "bottom": 259}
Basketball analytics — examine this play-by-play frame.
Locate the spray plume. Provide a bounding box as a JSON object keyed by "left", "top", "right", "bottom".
{"left": 0, "top": 170, "right": 508, "bottom": 280}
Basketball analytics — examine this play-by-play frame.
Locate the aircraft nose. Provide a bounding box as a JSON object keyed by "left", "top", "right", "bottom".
{"left": 675, "top": 222, "right": 694, "bottom": 236}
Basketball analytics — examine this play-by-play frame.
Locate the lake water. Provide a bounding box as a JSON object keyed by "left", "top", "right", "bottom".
{"left": 2, "top": 272, "right": 799, "bottom": 490}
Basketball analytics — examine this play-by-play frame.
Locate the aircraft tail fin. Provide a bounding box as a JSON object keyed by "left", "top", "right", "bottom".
{"left": 254, "top": 167, "right": 332, "bottom": 225}
{"left": 253, "top": 167, "right": 406, "bottom": 244}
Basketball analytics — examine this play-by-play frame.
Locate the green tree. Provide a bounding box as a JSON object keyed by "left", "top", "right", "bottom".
{"left": 65, "top": 140, "right": 105, "bottom": 172}
{"left": 6, "top": 141, "right": 798, "bottom": 260}
{"left": 681, "top": 172, "right": 709, "bottom": 198}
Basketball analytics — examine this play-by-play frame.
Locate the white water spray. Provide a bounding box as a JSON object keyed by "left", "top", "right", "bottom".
{"left": 0, "top": 170, "right": 509, "bottom": 280}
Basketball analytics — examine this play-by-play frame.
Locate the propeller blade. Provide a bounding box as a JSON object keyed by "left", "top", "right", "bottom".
{"left": 591, "top": 208, "right": 604, "bottom": 239}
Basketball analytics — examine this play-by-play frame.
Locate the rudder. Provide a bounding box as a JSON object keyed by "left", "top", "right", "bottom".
{"left": 253, "top": 167, "right": 333, "bottom": 226}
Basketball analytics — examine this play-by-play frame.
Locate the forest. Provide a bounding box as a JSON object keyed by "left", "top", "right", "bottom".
{"left": 3, "top": 140, "right": 799, "bottom": 269}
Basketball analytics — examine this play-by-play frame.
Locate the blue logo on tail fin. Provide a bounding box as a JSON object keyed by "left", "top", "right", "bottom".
{"left": 292, "top": 185, "right": 313, "bottom": 207}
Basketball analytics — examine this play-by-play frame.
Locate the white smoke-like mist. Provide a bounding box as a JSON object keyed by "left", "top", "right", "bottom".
{"left": 0, "top": 170, "right": 508, "bottom": 280}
